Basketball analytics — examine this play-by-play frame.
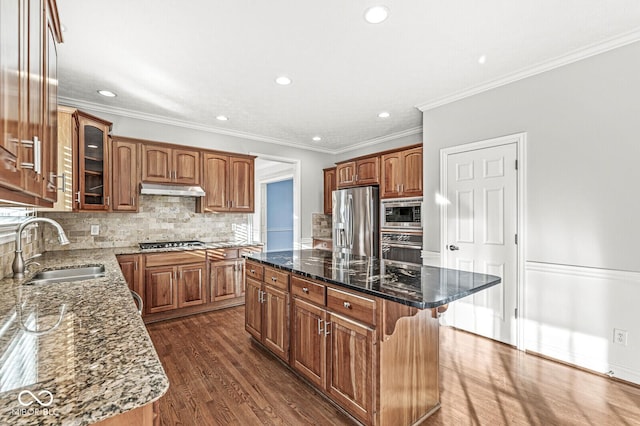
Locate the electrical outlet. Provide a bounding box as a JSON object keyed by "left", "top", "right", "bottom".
{"left": 613, "top": 328, "right": 628, "bottom": 346}
{"left": 90, "top": 225, "right": 100, "bottom": 236}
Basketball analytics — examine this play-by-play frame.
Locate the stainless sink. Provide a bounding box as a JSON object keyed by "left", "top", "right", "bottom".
{"left": 26, "top": 265, "right": 106, "bottom": 285}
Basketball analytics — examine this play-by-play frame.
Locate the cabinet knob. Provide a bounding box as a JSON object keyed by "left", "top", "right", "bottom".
{"left": 343, "top": 301, "right": 351, "bottom": 309}
{"left": 271, "top": 276, "right": 277, "bottom": 282}
{"left": 250, "top": 269, "right": 255, "bottom": 273}
{"left": 302, "top": 287, "right": 309, "bottom": 293}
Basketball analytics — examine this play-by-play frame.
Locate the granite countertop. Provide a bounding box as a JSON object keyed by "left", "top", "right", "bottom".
{"left": 0, "top": 249, "right": 169, "bottom": 425}
{"left": 245, "top": 249, "right": 501, "bottom": 309}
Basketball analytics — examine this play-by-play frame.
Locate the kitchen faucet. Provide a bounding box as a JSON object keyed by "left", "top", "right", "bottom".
{"left": 12, "top": 217, "right": 70, "bottom": 279}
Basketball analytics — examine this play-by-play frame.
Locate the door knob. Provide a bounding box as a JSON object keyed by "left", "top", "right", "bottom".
{"left": 448, "top": 244, "right": 460, "bottom": 251}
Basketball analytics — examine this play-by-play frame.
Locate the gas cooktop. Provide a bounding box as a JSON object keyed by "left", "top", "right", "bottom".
{"left": 139, "top": 240, "right": 206, "bottom": 250}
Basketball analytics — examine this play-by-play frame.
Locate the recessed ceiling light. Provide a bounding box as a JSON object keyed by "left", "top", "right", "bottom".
{"left": 97, "top": 90, "right": 116, "bottom": 97}
{"left": 364, "top": 6, "right": 389, "bottom": 24}
{"left": 275, "top": 76, "right": 292, "bottom": 85}
{"left": 478, "top": 55, "right": 487, "bottom": 65}
{"left": 216, "top": 115, "right": 229, "bottom": 121}
{"left": 378, "top": 111, "right": 390, "bottom": 118}
{"left": 312, "top": 136, "right": 322, "bottom": 142}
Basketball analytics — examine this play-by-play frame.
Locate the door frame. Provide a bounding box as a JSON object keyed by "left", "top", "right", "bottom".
{"left": 439, "top": 132, "right": 527, "bottom": 350}
{"left": 251, "top": 153, "right": 301, "bottom": 249}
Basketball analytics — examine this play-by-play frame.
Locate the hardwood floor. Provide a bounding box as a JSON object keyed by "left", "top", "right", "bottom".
{"left": 146, "top": 307, "right": 640, "bottom": 426}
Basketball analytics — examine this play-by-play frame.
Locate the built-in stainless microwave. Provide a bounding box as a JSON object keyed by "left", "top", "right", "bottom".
{"left": 381, "top": 198, "right": 422, "bottom": 229}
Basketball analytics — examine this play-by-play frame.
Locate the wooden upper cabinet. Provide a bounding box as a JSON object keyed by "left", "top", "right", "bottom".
{"left": 173, "top": 149, "right": 200, "bottom": 185}
{"left": 200, "top": 153, "right": 254, "bottom": 213}
{"left": 323, "top": 167, "right": 336, "bottom": 214}
{"left": 337, "top": 157, "right": 380, "bottom": 188}
{"left": 141, "top": 143, "right": 200, "bottom": 185}
{"left": 75, "top": 111, "right": 112, "bottom": 211}
{"left": 112, "top": 138, "right": 139, "bottom": 211}
{"left": 0, "top": 0, "right": 61, "bottom": 205}
{"left": 229, "top": 157, "right": 253, "bottom": 212}
{"left": 201, "top": 153, "right": 228, "bottom": 211}
{"left": 381, "top": 146, "right": 423, "bottom": 199}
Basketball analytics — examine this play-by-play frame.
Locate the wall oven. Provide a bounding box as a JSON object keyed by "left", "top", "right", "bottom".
{"left": 380, "top": 231, "right": 423, "bottom": 266}
{"left": 381, "top": 198, "right": 422, "bottom": 230}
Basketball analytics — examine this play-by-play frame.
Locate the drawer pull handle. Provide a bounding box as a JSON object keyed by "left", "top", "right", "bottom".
{"left": 343, "top": 301, "right": 351, "bottom": 309}
{"left": 250, "top": 269, "right": 255, "bottom": 273}
{"left": 302, "top": 287, "right": 309, "bottom": 293}
{"left": 271, "top": 277, "right": 277, "bottom": 282}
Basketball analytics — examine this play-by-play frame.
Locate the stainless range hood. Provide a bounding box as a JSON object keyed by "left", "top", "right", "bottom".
{"left": 140, "top": 183, "right": 206, "bottom": 197}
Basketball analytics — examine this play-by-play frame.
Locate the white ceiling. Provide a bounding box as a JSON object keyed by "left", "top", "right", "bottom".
{"left": 56, "top": 0, "right": 640, "bottom": 153}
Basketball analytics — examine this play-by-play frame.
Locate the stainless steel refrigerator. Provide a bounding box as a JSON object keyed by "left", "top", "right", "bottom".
{"left": 332, "top": 186, "right": 379, "bottom": 257}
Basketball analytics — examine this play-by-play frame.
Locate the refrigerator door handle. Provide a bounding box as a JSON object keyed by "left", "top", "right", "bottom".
{"left": 348, "top": 194, "right": 354, "bottom": 249}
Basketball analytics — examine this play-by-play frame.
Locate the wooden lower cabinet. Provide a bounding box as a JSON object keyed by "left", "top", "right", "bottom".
{"left": 291, "top": 298, "right": 326, "bottom": 389}
{"left": 252, "top": 271, "right": 442, "bottom": 426}
{"left": 210, "top": 259, "right": 244, "bottom": 301}
{"left": 326, "top": 313, "right": 375, "bottom": 425}
{"left": 95, "top": 400, "right": 159, "bottom": 426}
{"left": 245, "top": 262, "right": 290, "bottom": 363}
{"left": 177, "top": 263, "right": 206, "bottom": 308}
{"left": 145, "top": 266, "right": 179, "bottom": 314}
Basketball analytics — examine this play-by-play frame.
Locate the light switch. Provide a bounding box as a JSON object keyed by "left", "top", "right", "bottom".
{"left": 90, "top": 225, "right": 99, "bottom": 236}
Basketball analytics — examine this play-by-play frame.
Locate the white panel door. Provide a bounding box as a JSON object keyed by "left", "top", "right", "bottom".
{"left": 445, "top": 143, "right": 518, "bottom": 345}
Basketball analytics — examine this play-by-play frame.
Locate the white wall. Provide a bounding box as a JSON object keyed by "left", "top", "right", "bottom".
{"left": 64, "top": 107, "right": 334, "bottom": 240}
{"left": 422, "top": 41, "right": 640, "bottom": 383}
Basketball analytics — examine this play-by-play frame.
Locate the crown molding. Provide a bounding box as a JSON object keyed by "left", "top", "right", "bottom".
{"left": 416, "top": 28, "right": 640, "bottom": 112}
{"left": 332, "top": 126, "right": 423, "bottom": 155}
{"left": 59, "top": 97, "right": 422, "bottom": 155}
{"left": 58, "top": 97, "right": 337, "bottom": 154}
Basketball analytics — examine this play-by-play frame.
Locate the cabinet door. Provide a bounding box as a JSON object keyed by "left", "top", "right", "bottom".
{"left": 145, "top": 266, "right": 177, "bottom": 314}
{"left": 326, "top": 313, "right": 375, "bottom": 425}
{"left": 235, "top": 260, "right": 245, "bottom": 297}
{"left": 229, "top": 156, "right": 254, "bottom": 212}
{"left": 210, "top": 260, "right": 237, "bottom": 301}
{"left": 336, "top": 162, "right": 355, "bottom": 188}
{"left": 245, "top": 277, "right": 263, "bottom": 340}
{"left": 173, "top": 148, "right": 200, "bottom": 185}
{"left": 177, "top": 262, "right": 206, "bottom": 308}
{"left": 117, "top": 254, "right": 144, "bottom": 304}
{"left": 112, "top": 140, "right": 139, "bottom": 211}
{"left": 21, "top": 0, "right": 45, "bottom": 197}
{"left": 262, "top": 284, "right": 290, "bottom": 362}
{"left": 201, "top": 153, "right": 229, "bottom": 211}
{"left": 401, "top": 147, "right": 423, "bottom": 197}
{"left": 380, "top": 152, "right": 402, "bottom": 199}
{"left": 291, "top": 298, "right": 326, "bottom": 389}
{"left": 323, "top": 168, "right": 336, "bottom": 214}
{"left": 42, "top": 16, "right": 58, "bottom": 203}
{"left": 354, "top": 157, "right": 379, "bottom": 185}
{"left": 141, "top": 144, "right": 171, "bottom": 183}
{"left": 0, "top": 0, "right": 23, "bottom": 190}
{"left": 77, "top": 114, "right": 110, "bottom": 211}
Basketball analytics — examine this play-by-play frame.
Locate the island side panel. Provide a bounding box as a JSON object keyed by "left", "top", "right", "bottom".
{"left": 378, "top": 300, "right": 440, "bottom": 425}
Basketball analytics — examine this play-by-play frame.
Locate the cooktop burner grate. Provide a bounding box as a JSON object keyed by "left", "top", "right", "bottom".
{"left": 139, "top": 240, "right": 206, "bottom": 250}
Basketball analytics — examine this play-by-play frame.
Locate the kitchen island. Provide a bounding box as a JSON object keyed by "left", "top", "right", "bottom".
{"left": 0, "top": 249, "right": 169, "bottom": 425}
{"left": 244, "top": 249, "right": 501, "bottom": 426}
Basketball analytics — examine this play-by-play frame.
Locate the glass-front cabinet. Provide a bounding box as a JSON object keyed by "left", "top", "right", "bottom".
{"left": 75, "top": 111, "right": 112, "bottom": 211}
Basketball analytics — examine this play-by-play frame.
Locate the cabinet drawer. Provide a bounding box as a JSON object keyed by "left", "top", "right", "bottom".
{"left": 327, "top": 287, "right": 376, "bottom": 326}
{"left": 291, "top": 275, "right": 325, "bottom": 306}
{"left": 144, "top": 250, "right": 206, "bottom": 267}
{"left": 264, "top": 266, "right": 289, "bottom": 291}
{"left": 208, "top": 248, "right": 240, "bottom": 261}
{"left": 245, "top": 261, "right": 264, "bottom": 281}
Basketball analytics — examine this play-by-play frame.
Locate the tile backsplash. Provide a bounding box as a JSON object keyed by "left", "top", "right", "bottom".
{"left": 41, "top": 195, "right": 253, "bottom": 251}
{"left": 312, "top": 213, "right": 332, "bottom": 238}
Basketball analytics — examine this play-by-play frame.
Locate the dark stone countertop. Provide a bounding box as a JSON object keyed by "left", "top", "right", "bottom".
{"left": 245, "top": 249, "right": 501, "bottom": 309}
